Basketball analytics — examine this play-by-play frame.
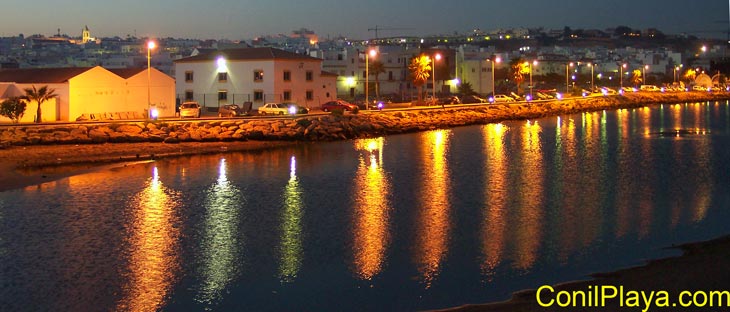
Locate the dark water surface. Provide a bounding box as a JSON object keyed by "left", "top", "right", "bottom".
{"left": 2, "top": 102, "right": 730, "bottom": 311}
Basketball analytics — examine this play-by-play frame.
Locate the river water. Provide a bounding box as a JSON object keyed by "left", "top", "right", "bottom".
{"left": 1, "top": 102, "right": 730, "bottom": 311}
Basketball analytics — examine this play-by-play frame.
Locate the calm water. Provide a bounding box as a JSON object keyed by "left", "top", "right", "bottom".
{"left": 2, "top": 102, "right": 730, "bottom": 311}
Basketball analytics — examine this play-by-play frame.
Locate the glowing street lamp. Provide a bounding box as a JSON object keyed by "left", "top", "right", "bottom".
{"left": 147, "top": 40, "right": 156, "bottom": 119}
{"left": 432, "top": 53, "right": 441, "bottom": 104}
{"left": 566, "top": 62, "right": 574, "bottom": 94}
{"left": 642, "top": 65, "right": 649, "bottom": 85}
{"left": 490, "top": 56, "right": 501, "bottom": 99}
{"left": 365, "top": 48, "right": 377, "bottom": 110}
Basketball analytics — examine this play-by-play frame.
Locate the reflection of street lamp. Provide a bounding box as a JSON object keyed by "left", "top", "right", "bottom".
{"left": 365, "top": 49, "right": 376, "bottom": 110}
{"left": 432, "top": 53, "right": 441, "bottom": 103}
{"left": 566, "top": 62, "right": 574, "bottom": 94}
{"left": 490, "top": 56, "right": 501, "bottom": 98}
{"left": 147, "top": 40, "right": 156, "bottom": 118}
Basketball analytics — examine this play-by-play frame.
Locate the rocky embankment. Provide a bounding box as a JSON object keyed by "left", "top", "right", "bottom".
{"left": 2, "top": 92, "right": 729, "bottom": 147}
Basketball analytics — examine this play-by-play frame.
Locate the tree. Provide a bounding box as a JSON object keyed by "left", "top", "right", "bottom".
{"left": 24, "top": 85, "right": 57, "bottom": 123}
{"left": 369, "top": 60, "right": 386, "bottom": 99}
{"left": 631, "top": 69, "right": 643, "bottom": 87}
{"left": 458, "top": 81, "right": 475, "bottom": 95}
{"left": 0, "top": 97, "right": 27, "bottom": 124}
{"left": 409, "top": 55, "right": 431, "bottom": 101}
{"left": 683, "top": 68, "right": 697, "bottom": 84}
{"left": 509, "top": 57, "right": 529, "bottom": 95}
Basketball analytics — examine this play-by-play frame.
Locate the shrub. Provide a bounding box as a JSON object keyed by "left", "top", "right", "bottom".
{"left": 0, "top": 97, "right": 27, "bottom": 123}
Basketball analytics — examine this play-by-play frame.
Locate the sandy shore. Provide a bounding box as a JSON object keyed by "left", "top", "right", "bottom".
{"left": 0, "top": 140, "right": 299, "bottom": 192}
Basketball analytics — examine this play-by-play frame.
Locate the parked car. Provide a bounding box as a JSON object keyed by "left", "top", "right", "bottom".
{"left": 286, "top": 103, "right": 310, "bottom": 114}
{"left": 258, "top": 103, "right": 290, "bottom": 115}
{"left": 491, "top": 94, "right": 516, "bottom": 103}
{"left": 218, "top": 104, "right": 243, "bottom": 117}
{"left": 321, "top": 100, "right": 358, "bottom": 112}
{"left": 179, "top": 101, "right": 201, "bottom": 118}
{"left": 640, "top": 85, "right": 661, "bottom": 92}
{"left": 620, "top": 87, "right": 637, "bottom": 93}
{"left": 438, "top": 95, "right": 462, "bottom": 104}
{"left": 460, "top": 94, "right": 487, "bottom": 104}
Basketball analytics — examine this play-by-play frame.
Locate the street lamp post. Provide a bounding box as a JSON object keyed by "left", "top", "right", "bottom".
{"left": 147, "top": 40, "right": 156, "bottom": 119}
{"left": 619, "top": 63, "right": 627, "bottom": 89}
{"left": 566, "top": 62, "right": 574, "bottom": 94}
{"left": 673, "top": 64, "right": 683, "bottom": 84}
{"left": 432, "top": 53, "right": 441, "bottom": 105}
{"left": 491, "top": 56, "right": 501, "bottom": 98}
{"left": 365, "top": 49, "right": 376, "bottom": 110}
{"left": 643, "top": 65, "right": 649, "bottom": 85}
{"left": 528, "top": 60, "right": 538, "bottom": 99}
{"left": 588, "top": 63, "right": 595, "bottom": 91}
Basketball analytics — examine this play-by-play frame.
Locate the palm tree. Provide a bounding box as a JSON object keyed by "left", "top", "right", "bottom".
{"left": 369, "top": 60, "right": 386, "bottom": 99}
{"left": 24, "top": 85, "right": 58, "bottom": 123}
{"left": 631, "top": 69, "right": 643, "bottom": 87}
{"left": 409, "top": 55, "right": 431, "bottom": 101}
{"left": 509, "top": 57, "right": 529, "bottom": 95}
{"left": 683, "top": 68, "right": 697, "bottom": 85}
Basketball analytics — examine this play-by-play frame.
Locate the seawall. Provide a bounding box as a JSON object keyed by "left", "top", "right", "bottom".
{"left": 2, "top": 92, "right": 729, "bottom": 147}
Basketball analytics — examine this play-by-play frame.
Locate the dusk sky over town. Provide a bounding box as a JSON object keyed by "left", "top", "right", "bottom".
{"left": 1, "top": 0, "right": 728, "bottom": 39}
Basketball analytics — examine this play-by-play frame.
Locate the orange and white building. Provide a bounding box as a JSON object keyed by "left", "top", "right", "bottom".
{"left": 0, "top": 66, "right": 175, "bottom": 123}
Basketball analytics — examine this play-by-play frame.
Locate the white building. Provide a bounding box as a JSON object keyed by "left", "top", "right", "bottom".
{"left": 174, "top": 47, "right": 337, "bottom": 110}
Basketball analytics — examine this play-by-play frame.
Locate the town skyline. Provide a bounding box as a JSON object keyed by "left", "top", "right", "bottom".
{"left": 1, "top": 0, "right": 728, "bottom": 40}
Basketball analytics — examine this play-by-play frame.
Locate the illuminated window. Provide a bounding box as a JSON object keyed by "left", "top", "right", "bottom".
{"left": 254, "top": 90, "right": 264, "bottom": 102}
{"left": 218, "top": 72, "right": 227, "bottom": 82}
{"left": 306, "top": 71, "right": 313, "bottom": 81}
{"left": 306, "top": 90, "right": 313, "bottom": 101}
{"left": 254, "top": 70, "right": 264, "bottom": 82}
{"left": 185, "top": 71, "right": 194, "bottom": 82}
{"left": 283, "top": 71, "right": 291, "bottom": 81}
{"left": 283, "top": 90, "right": 291, "bottom": 101}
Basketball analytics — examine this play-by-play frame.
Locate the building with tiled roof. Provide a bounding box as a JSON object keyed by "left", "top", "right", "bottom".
{"left": 174, "top": 47, "right": 337, "bottom": 109}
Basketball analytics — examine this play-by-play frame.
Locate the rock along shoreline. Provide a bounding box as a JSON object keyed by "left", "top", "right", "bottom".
{"left": 2, "top": 92, "right": 729, "bottom": 147}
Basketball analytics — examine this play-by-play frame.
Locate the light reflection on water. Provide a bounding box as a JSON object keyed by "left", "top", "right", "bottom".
{"left": 1, "top": 102, "right": 729, "bottom": 311}
{"left": 117, "top": 166, "right": 181, "bottom": 312}
{"left": 352, "top": 138, "right": 390, "bottom": 280}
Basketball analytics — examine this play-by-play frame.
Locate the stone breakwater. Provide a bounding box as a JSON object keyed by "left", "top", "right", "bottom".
{"left": 1, "top": 92, "right": 729, "bottom": 147}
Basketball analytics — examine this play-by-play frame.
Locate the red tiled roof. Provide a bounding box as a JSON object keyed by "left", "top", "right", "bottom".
{"left": 0, "top": 67, "right": 93, "bottom": 83}
{"left": 107, "top": 68, "right": 146, "bottom": 79}
{"left": 174, "top": 47, "right": 320, "bottom": 63}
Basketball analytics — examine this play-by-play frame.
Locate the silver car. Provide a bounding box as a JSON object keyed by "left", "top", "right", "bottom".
{"left": 179, "top": 101, "right": 201, "bottom": 118}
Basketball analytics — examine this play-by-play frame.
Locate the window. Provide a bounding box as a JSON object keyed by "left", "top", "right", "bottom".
{"left": 218, "top": 90, "right": 228, "bottom": 102}
{"left": 185, "top": 71, "right": 194, "bottom": 82}
{"left": 254, "top": 90, "right": 264, "bottom": 102}
{"left": 362, "top": 71, "right": 366, "bottom": 78}
{"left": 306, "top": 71, "right": 313, "bottom": 81}
{"left": 218, "top": 72, "right": 227, "bottom": 82}
{"left": 283, "top": 71, "right": 291, "bottom": 81}
{"left": 306, "top": 90, "right": 313, "bottom": 101}
{"left": 254, "top": 70, "right": 264, "bottom": 82}
{"left": 185, "top": 90, "right": 194, "bottom": 101}
{"left": 388, "top": 71, "right": 393, "bottom": 81}
{"left": 283, "top": 90, "right": 291, "bottom": 101}
{"left": 338, "top": 54, "right": 343, "bottom": 61}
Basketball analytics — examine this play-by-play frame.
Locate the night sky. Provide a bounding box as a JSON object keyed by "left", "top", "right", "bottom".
{"left": 1, "top": 0, "right": 727, "bottom": 39}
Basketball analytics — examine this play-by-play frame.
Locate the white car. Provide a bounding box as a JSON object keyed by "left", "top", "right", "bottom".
{"left": 491, "top": 94, "right": 516, "bottom": 103}
{"left": 258, "top": 103, "right": 290, "bottom": 115}
{"left": 179, "top": 101, "right": 201, "bottom": 118}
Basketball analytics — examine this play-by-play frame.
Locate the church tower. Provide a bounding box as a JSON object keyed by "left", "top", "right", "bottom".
{"left": 82, "top": 25, "right": 91, "bottom": 44}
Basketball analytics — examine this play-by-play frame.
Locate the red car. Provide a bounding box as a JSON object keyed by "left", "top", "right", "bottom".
{"left": 321, "top": 100, "right": 358, "bottom": 112}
